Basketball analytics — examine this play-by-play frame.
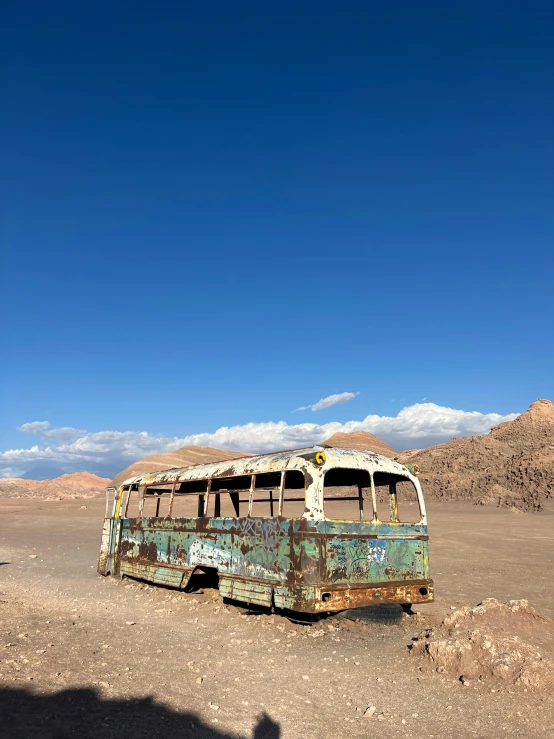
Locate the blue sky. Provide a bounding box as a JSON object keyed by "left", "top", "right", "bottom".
{"left": 1, "top": 2, "right": 552, "bottom": 477}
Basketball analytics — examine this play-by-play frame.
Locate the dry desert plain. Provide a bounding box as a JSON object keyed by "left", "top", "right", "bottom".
{"left": 1, "top": 495, "right": 553, "bottom": 739}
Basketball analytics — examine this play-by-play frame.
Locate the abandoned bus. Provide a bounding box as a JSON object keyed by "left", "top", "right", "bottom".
{"left": 98, "top": 447, "right": 434, "bottom": 613}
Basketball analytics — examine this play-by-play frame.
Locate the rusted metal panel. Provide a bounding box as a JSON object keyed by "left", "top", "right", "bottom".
{"left": 273, "top": 581, "right": 433, "bottom": 612}
{"left": 118, "top": 517, "right": 295, "bottom": 585}
{"left": 323, "top": 533, "right": 428, "bottom": 585}
{"left": 119, "top": 560, "right": 189, "bottom": 588}
{"left": 219, "top": 576, "right": 273, "bottom": 607}
{"left": 310, "top": 580, "right": 434, "bottom": 613}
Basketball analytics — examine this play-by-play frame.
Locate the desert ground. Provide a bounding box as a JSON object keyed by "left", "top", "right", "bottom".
{"left": 1, "top": 496, "right": 553, "bottom": 738}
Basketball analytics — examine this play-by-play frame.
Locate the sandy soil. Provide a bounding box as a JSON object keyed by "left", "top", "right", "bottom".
{"left": 1, "top": 497, "right": 553, "bottom": 738}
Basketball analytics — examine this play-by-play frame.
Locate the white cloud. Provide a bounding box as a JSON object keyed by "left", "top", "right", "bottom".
{"left": 1, "top": 402, "right": 519, "bottom": 478}
{"left": 295, "top": 391, "right": 359, "bottom": 412}
{"left": 18, "top": 421, "right": 85, "bottom": 443}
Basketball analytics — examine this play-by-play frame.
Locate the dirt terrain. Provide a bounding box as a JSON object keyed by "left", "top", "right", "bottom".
{"left": 412, "top": 598, "right": 554, "bottom": 691}
{"left": 395, "top": 399, "right": 554, "bottom": 511}
{"left": 1, "top": 496, "right": 553, "bottom": 738}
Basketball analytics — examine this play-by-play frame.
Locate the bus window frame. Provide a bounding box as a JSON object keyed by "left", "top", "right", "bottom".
{"left": 170, "top": 479, "right": 209, "bottom": 518}
{"left": 372, "top": 473, "right": 423, "bottom": 524}
{"left": 280, "top": 470, "right": 307, "bottom": 518}
{"left": 131, "top": 469, "right": 308, "bottom": 520}
{"left": 322, "top": 467, "right": 373, "bottom": 522}
{"left": 249, "top": 472, "right": 282, "bottom": 518}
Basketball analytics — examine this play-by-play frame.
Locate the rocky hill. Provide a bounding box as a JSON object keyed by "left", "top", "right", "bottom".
{"left": 323, "top": 431, "right": 396, "bottom": 458}
{"left": 0, "top": 472, "right": 111, "bottom": 500}
{"left": 395, "top": 399, "right": 554, "bottom": 511}
{"left": 112, "top": 446, "right": 251, "bottom": 489}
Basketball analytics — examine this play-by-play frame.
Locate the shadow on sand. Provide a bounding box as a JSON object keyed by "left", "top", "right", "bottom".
{"left": 0, "top": 686, "right": 281, "bottom": 739}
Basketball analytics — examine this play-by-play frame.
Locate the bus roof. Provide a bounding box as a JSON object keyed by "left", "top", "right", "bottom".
{"left": 120, "top": 446, "right": 414, "bottom": 488}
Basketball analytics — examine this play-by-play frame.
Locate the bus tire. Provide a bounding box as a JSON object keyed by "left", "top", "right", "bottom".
{"left": 340, "top": 603, "right": 404, "bottom": 625}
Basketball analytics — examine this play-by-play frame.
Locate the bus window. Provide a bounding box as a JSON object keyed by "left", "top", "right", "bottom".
{"left": 251, "top": 472, "right": 281, "bottom": 516}
{"left": 125, "top": 486, "right": 140, "bottom": 518}
{"left": 142, "top": 485, "right": 172, "bottom": 517}
{"left": 373, "top": 473, "right": 421, "bottom": 523}
{"left": 172, "top": 479, "right": 208, "bottom": 518}
{"left": 209, "top": 475, "right": 251, "bottom": 517}
{"left": 323, "top": 468, "right": 371, "bottom": 520}
{"left": 395, "top": 479, "right": 421, "bottom": 522}
{"left": 281, "top": 470, "right": 306, "bottom": 518}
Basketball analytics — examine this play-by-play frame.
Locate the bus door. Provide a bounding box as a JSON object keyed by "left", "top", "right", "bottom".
{"left": 97, "top": 487, "right": 123, "bottom": 575}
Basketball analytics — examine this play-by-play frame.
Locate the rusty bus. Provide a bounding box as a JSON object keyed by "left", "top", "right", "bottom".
{"left": 98, "top": 446, "right": 433, "bottom": 613}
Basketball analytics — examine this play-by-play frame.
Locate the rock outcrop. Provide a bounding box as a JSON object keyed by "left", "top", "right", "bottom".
{"left": 410, "top": 598, "right": 554, "bottom": 691}
{"left": 395, "top": 399, "right": 554, "bottom": 511}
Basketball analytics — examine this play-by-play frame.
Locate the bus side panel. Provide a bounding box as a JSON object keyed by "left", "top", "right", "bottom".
{"left": 319, "top": 520, "right": 430, "bottom": 586}
{"left": 206, "top": 518, "right": 293, "bottom": 607}
{"left": 117, "top": 517, "right": 297, "bottom": 604}
{"left": 272, "top": 519, "right": 322, "bottom": 611}
{"left": 117, "top": 518, "right": 194, "bottom": 587}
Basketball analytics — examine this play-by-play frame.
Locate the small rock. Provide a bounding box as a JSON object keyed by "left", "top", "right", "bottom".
{"left": 125, "top": 621, "right": 136, "bottom": 626}
{"left": 28, "top": 555, "right": 38, "bottom": 559}
{"left": 209, "top": 703, "right": 219, "bottom": 711}
{"left": 196, "top": 677, "right": 203, "bottom": 684}
{"left": 364, "top": 706, "right": 376, "bottom": 718}
{"left": 302, "top": 675, "right": 309, "bottom": 681}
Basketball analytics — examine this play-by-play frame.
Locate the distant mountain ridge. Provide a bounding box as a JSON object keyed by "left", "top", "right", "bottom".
{"left": 20, "top": 464, "right": 67, "bottom": 480}
{"left": 112, "top": 446, "right": 252, "bottom": 489}
{"left": 0, "top": 472, "right": 111, "bottom": 499}
{"left": 322, "top": 431, "right": 396, "bottom": 458}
